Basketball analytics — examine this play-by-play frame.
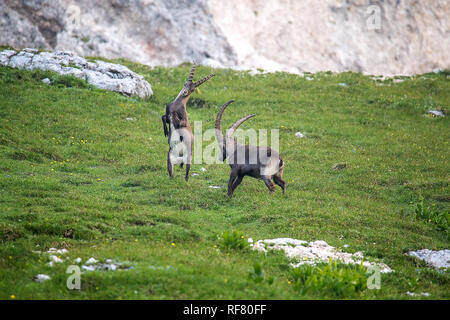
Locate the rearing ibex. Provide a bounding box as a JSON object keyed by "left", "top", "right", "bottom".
{"left": 162, "top": 63, "right": 215, "bottom": 181}
{"left": 215, "top": 100, "right": 286, "bottom": 197}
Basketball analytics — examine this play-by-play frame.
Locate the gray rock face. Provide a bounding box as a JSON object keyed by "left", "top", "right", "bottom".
{"left": 408, "top": 249, "right": 450, "bottom": 269}
{"left": 209, "top": 0, "right": 450, "bottom": 75}
{"left": 0, "top": 49, "right": 153, "bottom": 98}
{"left": 0, "top": 0, "right": 236, "bottom": 68}
{"left": 0, "top": 0, "right": 449, "bottom": 75}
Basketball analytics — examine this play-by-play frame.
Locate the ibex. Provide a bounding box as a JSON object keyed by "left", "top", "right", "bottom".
{"left": 162, "top": 63, "right": 215, "bottom": 181}
{"left": 215, "top": 100, "right": 286, "bottom": 197}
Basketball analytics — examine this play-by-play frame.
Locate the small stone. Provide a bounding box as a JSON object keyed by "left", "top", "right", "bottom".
{"left": 295, "top": 132, "right": 305, "bottom": 138}
{"left": 82, "top": 265, "right": 96, "bottom": 271}
{"left": 34, "top": 274, "right": 51, "bottom": 282}
{"left": 332, "top": 163, "right": 347, "bottom": 170}
{"left": 85, "top": 257, "right": 98, "bottom": 265}
{"left": 427, "top": 110, "right": 445, "bottom": 117}
{"left": 49, "top": 255, "right": 63, "bottom": 263}
{"left": 201, "top": 167, "right": 207, "bottom": 172}
{"left": 41, "top": 78, "right": 51, "bottom": 84}
{"left": 74, "top": 257, "right": 82, "bottom": 264}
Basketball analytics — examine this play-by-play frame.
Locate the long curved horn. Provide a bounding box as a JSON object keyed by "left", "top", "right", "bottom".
{"left": 226, "top": 114, "right": 255, "bottom": 139}
{"left": 194, "top": 73, "right": 215, "bottom": 88}
{"left": 215, "top": 100, "right": 234, "bottom": 155}
{"left": 187, "top": 63, "right": 196, "bottom": 83}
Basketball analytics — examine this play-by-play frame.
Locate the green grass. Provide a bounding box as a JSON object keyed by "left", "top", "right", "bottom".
{"left": 0, "top": 58, "right": 449, "bottom": 299}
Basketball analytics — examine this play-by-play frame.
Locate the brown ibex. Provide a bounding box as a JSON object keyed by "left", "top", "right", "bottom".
{"left": 215, "top": 100, "right": 286, "bottom": 197}
{"left": 162, "top": 63, "right": 215, "bottom": 181}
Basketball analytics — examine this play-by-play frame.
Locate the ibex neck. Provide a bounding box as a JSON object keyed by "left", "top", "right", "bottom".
{"left": 174, "top": 93, "right": 191, "bottom": 107}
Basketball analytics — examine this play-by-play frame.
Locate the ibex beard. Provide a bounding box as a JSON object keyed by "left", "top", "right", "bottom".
{"left": 162, "top": 63, "right": 215, "bottom": 181}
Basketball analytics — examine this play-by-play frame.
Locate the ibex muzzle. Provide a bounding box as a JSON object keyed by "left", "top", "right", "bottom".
{"left": 215, "top": 100, "right": 286, "bottom": 197}
{"left": 162, "top": 63, "right": 215, "bottom": 181}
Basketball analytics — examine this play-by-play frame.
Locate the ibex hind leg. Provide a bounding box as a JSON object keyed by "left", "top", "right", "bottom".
{"left": 181, "top": 149, "right": 192, "bottom": 182}
{"left": 167, "top": 151, "right": 174, "bottom": 179}
{"left": 262, "top": 176, "right": 275, "bottom": 194}
{"left": 273, "top": 175, "right": 286, "bottom": 194}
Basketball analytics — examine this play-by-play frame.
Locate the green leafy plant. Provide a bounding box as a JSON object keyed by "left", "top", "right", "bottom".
{"left": 219, "top": 230, "right": 249, "bottom": 251}
{"left": 248, "top": 262, "right": 274, "bottom": 285}
{"left": 412, "top": 196, "right": 449, "bottom": 232}
{"left": 290, "top": 259, "right": 367, "bottom": 298}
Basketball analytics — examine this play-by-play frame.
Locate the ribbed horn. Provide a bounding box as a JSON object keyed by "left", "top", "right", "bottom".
{"left": 194, "top": 74, "right": 215, "bottom": 88}
{"left": 226, "top": 114, "right": 256, "bottom": 139}
{"left": 215, "top": 100, "right": 234, "bottom": 161}
{"left": 187, "top": 63, "right": 196, "bottom": 83}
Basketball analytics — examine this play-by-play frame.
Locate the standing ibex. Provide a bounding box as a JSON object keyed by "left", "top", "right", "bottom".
{"left": 215, "top": 100, "right": 286, "bottom": 197}
{"left": 162, "top": 63, "right": 215, "bottom": 181}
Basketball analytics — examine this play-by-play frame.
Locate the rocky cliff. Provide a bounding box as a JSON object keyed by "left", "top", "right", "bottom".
{"left": 1, "top": 0, "right": 449, "bottom": 75}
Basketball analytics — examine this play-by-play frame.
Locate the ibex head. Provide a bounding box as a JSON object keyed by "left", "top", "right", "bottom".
{"left": 177, "top": 63, "right": 215, "bottom": 99}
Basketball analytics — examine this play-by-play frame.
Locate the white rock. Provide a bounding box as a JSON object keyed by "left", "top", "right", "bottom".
{"left": 295, "top": 132, "right": 306, "bottom": 138}
{"left": 408, "top": 249, "right": 450, "bottom": 269}
{"left": 49, "top": 255, "right": 63, "bottom": 263}
{"left": 104, "top": 264, "right": 117, "bottom": 271}
{"left": 427, "top": 110, "right": 445, "bottom": 117}
{"left": 253, "top": 238, "right": 392, "bottom": 272}
{"left": 41, "top": 78, "right": 51, "bottom": 84}
{"left": 201, "top": 167, "right": 207, "bottom": 172}
{"left": 85, "top": 257, "right": 98, "bottom": 265}
{"left": 191, "top": 173, "right": 199, "bottom": 177}
{"left": 74, "top": 257, "right": 82, "bottom": 264}
{"left": 406, "top": 291, "right": 431, "bottom": 297}
{"left": 82, "top": 265, "right": 96, "bottom": 271}
{"left": 34, "top": 274, "right": 51, "bottom": 282}
{"left": 0, "top": 49, "right": 152, "bottom": 98}
{"left": 209, "top": 186, "right": 221, "bottom": 189}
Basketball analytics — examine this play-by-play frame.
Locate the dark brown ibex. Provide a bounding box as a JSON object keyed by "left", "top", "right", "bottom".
{"left": 162, "top": 63, "right": 215, "bottom": 181}
{"left": 215, "top": 100, "right": 286, "bottom": 197}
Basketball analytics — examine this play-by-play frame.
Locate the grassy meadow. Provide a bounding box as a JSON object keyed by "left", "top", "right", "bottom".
{"left": 0, "top": 55, "right": 449, "bottom": 299}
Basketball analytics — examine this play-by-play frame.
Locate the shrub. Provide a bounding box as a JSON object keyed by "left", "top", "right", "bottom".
{"left": 290, "top": 259, "right": 367, "bottom": 298}
{"left": 248, "top": 262, "right": 274, "bottom": 285}
{"left": 219, "top": 230, "right": 249, "bottom": 251}
{"left": 412, "top": 196, "right": 449, "bottom": 232}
